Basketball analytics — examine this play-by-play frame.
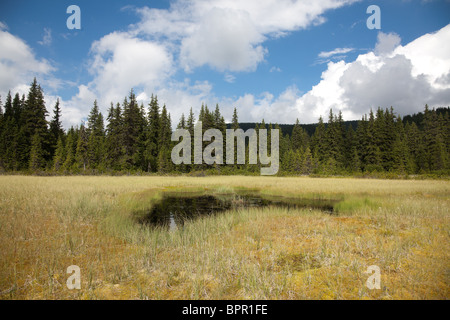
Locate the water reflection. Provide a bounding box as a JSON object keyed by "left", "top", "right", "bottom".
{"left": 139, "top": 193, "right": 336, "bottom": 230}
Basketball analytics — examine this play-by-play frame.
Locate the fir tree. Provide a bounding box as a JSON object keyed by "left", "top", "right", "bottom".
{"left": 29, "top": 133, "right": 45, "bottom": 171}
{"left": 186, "top": 107, "right": 195, "bottom": 170}
{"left": 3, "top": 91, "right": 13, "bottom": 119}
{"left": 158, "top": 104, "right": 173, "bottom": 173}
{"left": 49, "top": 98, "right": 64, "bottom": 160}
{"left": 86, "top": 100, "right": 105, "bottom": 169}
{"left": 75, "top": 124, "right": 89, "bottom": 171}
{"left": 310, "top": 116, "right": 326, "bottom": 162}
{"left": 63, "top": 127, "right": 77, "bottom": 171}
{"left": 177, "top": 113, "right": 186, "bottom": 129}
{"left": 12, "top": 92, "right": 24, "bottom": 126}
{"left": 53, "top": 136, "right": 65, "bottom": 171}
{"left": 23, "top": 78, "right": 50, "bottom": 167}
{"left": 291, "top": 119, "right": 303, "bottom": 151}
{"left": 232, "top": 107, "right": 239, "bottom": 130}
{"left": 302, "top": 147, "right": 314, "bottom": 174}
{"left": 364, "top": 109, "right": 382, "bottom": 172}
{"left": 121, "top": 90, "right": 146, "bottom": 170}
{"left": 146, "top": 95, "right": 161, "bottom": 172}
{"left": 187, "top": 107, "right": 195, "bottom": 132}
{"left": 105, "top": 103, "right": 124, "bottom": 170}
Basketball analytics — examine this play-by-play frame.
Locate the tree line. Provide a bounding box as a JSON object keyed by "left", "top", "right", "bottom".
{"left": 0, "top": 78, "right": 449, "bottom": 176}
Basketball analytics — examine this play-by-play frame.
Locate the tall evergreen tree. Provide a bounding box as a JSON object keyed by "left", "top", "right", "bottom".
{"left": 177, "top": 113, "right": 186, "bottom": 129}
{"left": 29, "top": 133, "right": 45, "bottom": 171}
{"left": 231, "top": 107, "right": 239, "bottom": 130}
{"left": 75, "top": 124, "right": 89, "bottom": 171}
{"left": 86, "top": 100, "right": 105, "bottom": 169}
{"left": 121, "top": 90, "right": 146, "bottom": 170}
{"left": 158, "top": 104, "right": 173, "bottom": 173}
{"left": 23, "top": 78, "right": 50, "bottom": 167}
{"left": 186, "top": 107, "right": 195, "bottom": 170}
{"left": 0, "top": 92, "right": 16, "bottom": 170}
{"left": 187, "top": 107, "right": 195, "bottom": 132}
{"left": 146, "top": 94, "right": 161, "bottom": 172}
{"left": 53, "top": 136, "right": 65, "bottom": 172}
{"left": 291, "top": 119, "right": 308, "bottom": 152}
{"left": 105, "top": 103, "right": 124, "bottom": 170}
{"left": 3, "top": 91, "right": 13, "bottom": 119}
{"left": 49, "top": 98, "right": 64, "bottom": 160}
{"left": 63, "top": 127, "right": 77, "bottom": 171}
{"left": 422, "top": 105, "right": 448, "bottom": 171}
{"left": 214, "top": 104, "right": 226, "bottom": 134}
{"left": 364, "top": 109, "right": 382, "bottom": 171}
{"left": 391, "top": 115, "right": 410, "bottom": 173}
{"left": 12, "top": 92, "right": 24, "bottom": 126}
{"left": 310, "top": 116, "right": 326, "bottom": 162}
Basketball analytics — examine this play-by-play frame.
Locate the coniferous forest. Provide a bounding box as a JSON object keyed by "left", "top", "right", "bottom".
{"left": 0, "top": 78, "right": 449, "bottom": 177}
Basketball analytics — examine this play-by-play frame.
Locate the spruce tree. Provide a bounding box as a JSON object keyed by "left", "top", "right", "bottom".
{"left": 291, "top": 119, "right": 303, "bottom": 151}
{"left": 302, "top": 147, "right": 314, "bottom": 174}
{"left": 29, "top": 133, "right": 45, "bottom": 171}
{"left": 355, "top": 115, "right": 368, "bottom": 169}
{"left": 177, "top": 113, "right": 186, "bottom": 129}
{"left": 231, "top": 107, "right": 239, "bottom": 130}
{"left": 1, "top": 92, "right": 15, "bottom": 170}
{"left": 187, "top": 108, "right": 195, "bottom": 132}
{"left": 175, "top": 113, "right": 189, "bottom": 172}
{"left": 49, "top": 98, "right": 64, "bottom": 160}
{"left": 186, "top": 107, "right": 195, "bottom": 171}
{"left": 12, "top": 93, "right": 24, "bottom": 125}
{"left": 22, "top": 79, "right": 50, "bottom": 167}
{"left": 121, "top": 90, "right": 146, "bottom": 170}
{"left": 146, "top": 95, "right": 161, "bottom": 172}
{"left": 53, "top": 136, "right": 65, "bottom": 172}
{"left": 105, "top": 103, "right": 124, "bottom": 170}
{"left": 87, "top": 100, "right": 105, "bottom": 169}
{"left": 3, "top": 92, "right": 13, "bottom": 119}
{"left": 63, "top": 127, "right": 77, "bottom": 172}
{"left": 279, "top": 129, "right": 291, "bottom": 173}
{"left": 158, "top": 104, "right": 173, "bottom": 173}
{"left": 391, "top": 115, "right": 410, "bottom": 173}
{"left": 310, "top": 116, "right": 326, "bottom": 164}
{"left": 423, "top": 105, "right": 448, "bottom": 171}
{"left": 365, "top": 109, "right": 382, "bottom": 172}
{"left": 75, "top": 124, "right": 89, "bottom": 171}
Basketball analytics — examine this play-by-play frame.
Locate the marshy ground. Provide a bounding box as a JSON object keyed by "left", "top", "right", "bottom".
{"left": 0, "top": 176, "right": 448, "bottom": 299}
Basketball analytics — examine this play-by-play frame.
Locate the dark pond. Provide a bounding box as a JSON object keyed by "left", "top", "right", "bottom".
{"left": 138, "top": 193, "right": 337, "bottom": 230}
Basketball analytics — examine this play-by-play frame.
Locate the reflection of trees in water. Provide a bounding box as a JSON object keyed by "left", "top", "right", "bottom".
{"left": 140, "top": 194, "right": 336, "bottom": 229}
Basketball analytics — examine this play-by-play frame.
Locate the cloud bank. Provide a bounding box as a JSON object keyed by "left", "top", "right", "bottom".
{"left": 296, "top": 25, "right": 450, "bottom": 123}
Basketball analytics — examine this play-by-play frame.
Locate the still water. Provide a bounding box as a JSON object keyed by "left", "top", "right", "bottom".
{"left": 139, "top": 193, "right": 337, "bottom": 230}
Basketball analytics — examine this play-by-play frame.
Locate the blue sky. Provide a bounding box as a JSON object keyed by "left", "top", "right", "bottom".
{"left": 1, "top": 0, "right": 450, "bottom": 128}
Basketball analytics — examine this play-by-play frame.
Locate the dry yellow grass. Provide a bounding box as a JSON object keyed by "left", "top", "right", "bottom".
{"left": 0, "top": 175, "right": 448, "bottom": 299}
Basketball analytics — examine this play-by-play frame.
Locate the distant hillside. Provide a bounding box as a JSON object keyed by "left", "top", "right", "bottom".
{"left": 402, "top": 107, "right": 450, "bottom": 130}
{"left": 229, "top": 120, "right": 361, "bottom": 137}
{"left": 228, "top": 107, "right": 450, "bottom": 137}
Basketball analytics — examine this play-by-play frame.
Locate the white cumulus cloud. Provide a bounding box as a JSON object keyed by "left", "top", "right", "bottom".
{"left": 295, "top": 24, "right": 450, "bottom": 122}
{"left": 87, "top": 31, "right": 175, "bottom": 107}
{"left": 0, "top": 29, "right": 54, "bottom": 97}
{"left": 134, "top": 0, "right": 359, "bottom": 72}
